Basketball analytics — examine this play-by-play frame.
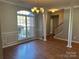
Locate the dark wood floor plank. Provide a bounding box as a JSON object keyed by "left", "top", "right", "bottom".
{"left": 3, "top": 37, "right": 79, "bottom": 59}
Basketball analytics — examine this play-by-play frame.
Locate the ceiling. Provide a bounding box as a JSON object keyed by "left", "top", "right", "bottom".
{"left": 1, "top": 0, "right": 79, "bottom": 9}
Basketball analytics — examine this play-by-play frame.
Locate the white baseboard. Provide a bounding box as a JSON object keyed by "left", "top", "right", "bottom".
{"left": 2, "top": 37, "right": 42, "bottom": 48}
{"left": 3, "top": 36, "right": 79, "bottom": 48}
{"left": 2, "top": 40, "right": 33, "bottom": 48}
{"left": 72, "top": 40, "right": 79, "bottom": 44}
{"left": 54, "top": 36, "right": 79, "bottom": 44}
{"left": 54, "top": 36, "right": 67, "bottom": 41}
{"left": 3, "top": 41, "right": 19, "bottom": 48}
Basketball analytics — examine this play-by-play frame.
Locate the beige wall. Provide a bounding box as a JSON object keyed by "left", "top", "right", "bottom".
{"left": 46, "top": 10, "right": 64, "bottom": 35}
{"left": 0, "top": 36, "right": 3, "bottom": 59}
{"left": 55, "top": 9, "right": 70, "bottom": 39}
{"left": 73, "top": 7, "right": 79, "bottom": 41}
{"left": 61, "top": 9, "right": 69, "bottom": 39}
{"left": 53, "top": 10, "right": 64, "bottom": 25}
{"left": 0, "top": 2, "right": 18, "bottom": 47}
{"left": 0, "top": 7, "right": 3, "bottom": 59}
{"left": 34, "top": 14, "right": 42, "bottom": 38}
{"left": 0, "top": 31, "right": 3, "bottom": 59}
{"left": 38, "top": 14, "right": 43, "bottom": 37}
{"left": 0, "top": 2, "right": 3, "bottom": 59}
{"left": 46, "top": 13, "right": 51, "bottom": 34}
{"left": 0, "top": 2, "right": 42, "bottom": 47}
{"left": 56, "top": 7, "right": 79, "bottom": 42}
{"left": 53, "top": 9, "right": 69, "bottom": 40}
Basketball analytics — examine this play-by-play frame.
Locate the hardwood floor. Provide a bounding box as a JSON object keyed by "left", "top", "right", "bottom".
{"left": 3, "top": 37, "right": 79, "bottom": 59}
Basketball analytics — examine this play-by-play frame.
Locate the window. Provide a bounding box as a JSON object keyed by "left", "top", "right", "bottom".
{"left": 17, "top": 10, "right": 34, "bottom": 16}
{"left": 17, "top": 10, "right": 35, "bottom": 40}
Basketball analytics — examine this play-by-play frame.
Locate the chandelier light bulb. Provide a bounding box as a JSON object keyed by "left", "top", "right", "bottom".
{"left": 40, "top": 8, "right": 44, "bottom": 13}
{"left": 31, "top": 7, "right": 44, "bottom": 13}
{"left": 36, "top": 10, "right": 40, "bottom": 13}
{"left": 31, "top": 9, "right": 35, "bottom": 12}
{"left": 33, "top": 7, "right": 37, "bottom": 10}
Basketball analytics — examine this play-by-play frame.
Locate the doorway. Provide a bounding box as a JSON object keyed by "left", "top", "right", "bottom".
{"left": 51, "top": 15, "right": 59, "bottom": 36}
{"left": 17, "top": 10, "right": 35, "bottom": 40}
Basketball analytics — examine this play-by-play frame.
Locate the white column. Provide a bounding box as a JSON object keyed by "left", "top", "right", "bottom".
{"left": 67, "top": 7, "right": 73, "bottom": 48}
{"left": 50, "top": 19, "right": 53, "bottom": 34}
{"left": 43, "top": 11, "right": 47, "bottom": 41}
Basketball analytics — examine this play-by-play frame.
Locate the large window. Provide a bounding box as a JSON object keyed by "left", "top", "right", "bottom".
{"left": 27, "top": 16, "right": 35, "bottom": 38}
{"left": 17, "top": 10, "right": 35, "bottom": 40}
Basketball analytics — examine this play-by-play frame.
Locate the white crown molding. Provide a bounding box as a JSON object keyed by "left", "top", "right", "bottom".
{"left": 57, "top": 5, "right": 79, "bottom": 10}
{"left": 73, "top": 5, "right": 79, "bottom": 8}
{"left": 49, "top": 5, "right": 79, "bottom": 10}
{"left": 0, "top": 0, "right": 18, "bottom": 5}
{"left": 0, "top": 0, "right": 30, "bottom": 9}
{"left": 63, "top": 6, "right": 79, "bottom": 10}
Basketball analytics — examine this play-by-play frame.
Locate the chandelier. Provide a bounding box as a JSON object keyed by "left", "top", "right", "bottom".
{"left": 31, "top": 7, "right": 44, "bottom": 13}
